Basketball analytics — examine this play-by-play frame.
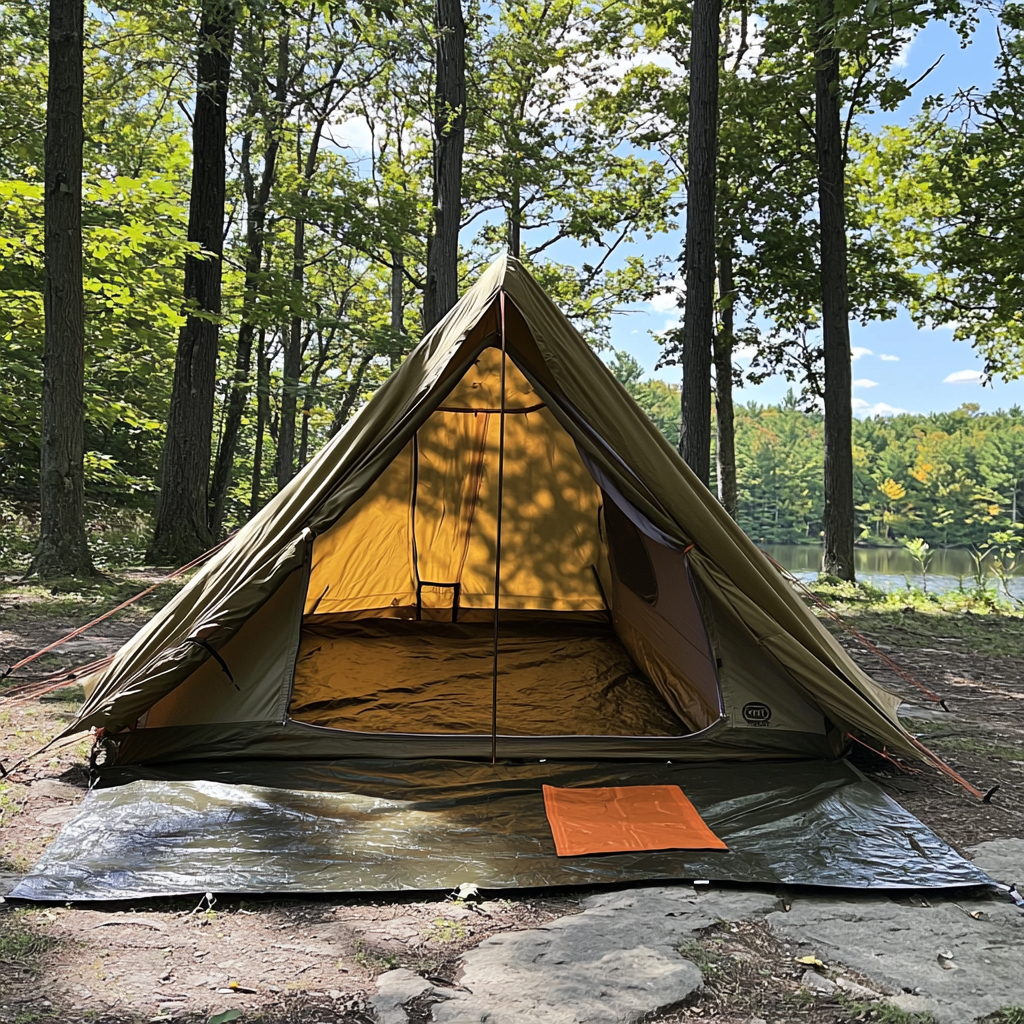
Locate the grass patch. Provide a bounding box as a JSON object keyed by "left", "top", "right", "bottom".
{"left": 38, "top": 684, "right": 86, "bottom": 704}
{"left": 985, "top": 1009, "right": 1024, "bottom": 1024}
{"left": 352, "top": 940, "right": 401, "bottom": 976}
{"left": 425, "top": 917, "right": 468, "bottom": 944}
{"left": 0, "top": 913, "right": 57, "bottom": 973}
{"left": 676, "top": 937, "right": 728, "bottom": 977}
{"left": 0, "top": 575, "right": 185, "bottom": 624}
{"left": 836, "top": 995, "right": 934, "bottom": 1023}
{"left": 800, "top": 580, "right": 1024, "bottom": 658}
{"left": 913, "top": 731, "right": 1024, "bottom": 762}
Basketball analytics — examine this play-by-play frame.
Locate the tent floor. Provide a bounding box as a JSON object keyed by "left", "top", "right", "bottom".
{"left": 290, "top": 619, "right": 688, "bottom": 736}
{"left": 10, "top": 759, "right": 991, "bottom": 900}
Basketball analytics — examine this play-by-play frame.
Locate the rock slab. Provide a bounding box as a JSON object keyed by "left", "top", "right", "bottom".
{"left": 372, "top": 840, "right": 1024, "bottom": 1024}
{"left": 429, "top": 887, "right": 777, "bottom": 1024}
{"left": 769, "top": 842, "right": 1024, "bottom": 1024}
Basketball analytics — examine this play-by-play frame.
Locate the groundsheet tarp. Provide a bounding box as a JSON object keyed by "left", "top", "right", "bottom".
{"left": 10, "top": 759, "right": 990, "bottom": 901}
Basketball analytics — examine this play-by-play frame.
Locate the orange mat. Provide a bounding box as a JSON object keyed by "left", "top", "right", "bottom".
{"left": 542, "top": 784, "right": 728, "bottom": 857}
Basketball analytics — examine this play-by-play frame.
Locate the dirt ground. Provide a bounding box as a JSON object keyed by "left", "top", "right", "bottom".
{"left": 2, "top": 573, "right": 1023, "bottom": 1024}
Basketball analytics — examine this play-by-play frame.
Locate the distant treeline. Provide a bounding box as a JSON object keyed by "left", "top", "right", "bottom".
{"left": 616, "top": 360, "right": 1024, "bottom": 548}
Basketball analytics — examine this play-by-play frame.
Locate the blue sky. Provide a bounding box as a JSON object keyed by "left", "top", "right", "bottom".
{"left": 605, "top": 11, "right": 1024, "bottom": 416}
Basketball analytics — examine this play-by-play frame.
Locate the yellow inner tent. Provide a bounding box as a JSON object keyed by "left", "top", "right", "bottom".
{"left": 289, "top": 347, "right": 715, "bottom": 738}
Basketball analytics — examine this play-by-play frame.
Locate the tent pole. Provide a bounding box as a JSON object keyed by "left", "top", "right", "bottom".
{"left": 491, "top": 291, "right": 508, "bottom": 765}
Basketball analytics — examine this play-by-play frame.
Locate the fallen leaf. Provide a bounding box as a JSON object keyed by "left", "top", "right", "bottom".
{"left": 795, "top": 955, "right": 826, "bottom": 968}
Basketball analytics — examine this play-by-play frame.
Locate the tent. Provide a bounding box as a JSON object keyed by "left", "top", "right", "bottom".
{"left": 14, "top": 255, "right": 991, "bottom": 900}
{"left": 69, "top": 254, "right": 919, "bottom": 766}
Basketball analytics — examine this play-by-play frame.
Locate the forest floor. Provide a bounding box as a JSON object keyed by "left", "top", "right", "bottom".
{"left": 1, "top": 570, "right": 1023, "bottom": 1024}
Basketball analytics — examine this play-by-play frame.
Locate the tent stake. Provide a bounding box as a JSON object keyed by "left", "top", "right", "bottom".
{"left": 491, "top": 291, "right": 508, "bottom": 765}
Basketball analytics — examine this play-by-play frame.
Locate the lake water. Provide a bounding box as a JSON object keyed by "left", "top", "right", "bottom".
{"left": 762, "top": 543, "right": 1024, "bottom": 600}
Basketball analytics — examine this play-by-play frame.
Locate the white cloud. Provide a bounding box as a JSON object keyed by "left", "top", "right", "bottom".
{"left": 892, "top": 34, "right": 914, "bottom": 70}
{"left": 879, "top": 354, "right": 899, "bottom": 362}
{"left": 851, "top": 347, "right": 873, "bottom": 360}
{"left": 649, "top": 277, "right": 683, "bottom": 313}
{"left": 326, "top": 115, "right": 374, "bottom": 155}
{"left": 853, "top": 378, "right": 879, "bottom": 389}
{"left": 943, "top": 369, "right": 985, "bottom": 385}
{"left": 733, "top": 343, "right": 757, "bottom": 363}
{"left": 854, "top": 400, "right": 908, "bottom": 417}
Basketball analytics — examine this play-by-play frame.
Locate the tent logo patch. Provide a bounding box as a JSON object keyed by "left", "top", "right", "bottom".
{"left": 742, "top": 702, "right": 772, "bottom": 726}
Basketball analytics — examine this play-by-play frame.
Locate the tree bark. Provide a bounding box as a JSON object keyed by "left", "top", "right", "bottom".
{"left": 679, "top": 0, "right": 720, "bottom": 487}
{"left": 714, "top": 247, "right": 737, "bottom": 519}
{"left": 390, "top": 249, "right": 405, "bottom": 343}
{"left": 148, "top": 0, "right": 236, "bottom": 565}
{"left": 328, "top": 353, "right": 373, "bottom": 438}
{"left": 208, "top": 26, "right": 288, "bottom": 534}
{"left": 250, "top": 328, "right": 268, "bottom": 515}
{"left": 509, "top": 178, "right": 521, "bottom": 259}
{"left": 815, "top": 0, "right": 855, "bottom": 581}
{"left": 278, "top": 214, "right": 304, "bottom": 491}
{"left": 35, "top": 0, "right": 93, "bottom": 578}
{"left": 298, "top": 358, "right": 323, "bottom": 470}
{"left": 423, "top": 0, "right": 466, "bottom": 331}
{"left": 277, "top": 76, "right": 338, "bottom": 491}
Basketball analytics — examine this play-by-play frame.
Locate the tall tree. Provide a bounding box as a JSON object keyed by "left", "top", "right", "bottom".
{"left": 814, "top": 0, "right": 854, "bottom": 580}
{"left": 34, "top": 0, "right": 93, "bottom": 578}
{"left": 679, "top": 0, "right": 721, "bottom": 485}
{"left": 464, "top": 0, "right": 673, "bottom": 339}
{"left": 148, "top": 0, "right": 237, "bottom": 564}
{"left": 423, "top": 0, "right": 466, "bottom": 331}
{"left": 208, "top": 19, "right": 289, "bottom": 533}
{"left": 714, "top": 247, "right": 738, "bottom": 517}
{"left": 278, "top": 57, "right": 347, "bottom": 490}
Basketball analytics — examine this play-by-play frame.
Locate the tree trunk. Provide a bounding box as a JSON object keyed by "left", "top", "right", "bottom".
{"left": 714, "top": 247, "right": 737, "bottom": 519}
{"left": 148, "top": 0, "right": 236, "bottom": 565}
{"left": 298, "top": 363, "right": 321, "bottom": 469}
{"left": 277, "top": 221, "right": 304, "bottom": 491}
{"left": 35, "top": 0, "right": 93, "bottom": 578}
{"left": 815, "top": 0, "right": 855, "bottom": 581}
{"left": 423, "top": 0, "right": 466, "bottom": 331}
{"left": 328, "top": 354, "right": 373, "bottom": 438}
{"left": 250, "top": 329, "right": 268, "bottom": 515}
{"left": 208, "top": 27, "right": 287, "bottom": 534}
{"left": 679, "top": 0, "right": 720, "bottom": 487}
{"left": 277, "top": 79, "right": 337, "bottom": 491}
{"left": 509, "top": 178, "right": 521, "bottom": 258}
{"left": 390, "top": 249, "right": 405, "bottom": 344}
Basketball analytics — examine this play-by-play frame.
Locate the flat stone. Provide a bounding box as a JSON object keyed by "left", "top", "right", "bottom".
{"left": 969, "top": 838, "right": 1024, "bottom": 885}
{"left": 432, "top": 886, "right": 777, "bottom": 1024}
{"left": 371, "top": 969, "right": 434, "bottom": 1024}
{"left": 835, "top": 976, "right": 883, "bottom": 1000}
{"left": 800, "top": 970, "right": 836, "bottom": 994}
{"left": 888, "top": 992, "right": 937, "bottom": 1016}
{"left": 768, "top": 893, "right": 1024, "bottom": 1024}
{"left": 35, "top": 806, "right": 78, "bottom": 825}
{"left": 353, "top": 915, "right": 423, "bottom": 946}
{"left": 31, "top": 780, "right": 83, "bottom": 802}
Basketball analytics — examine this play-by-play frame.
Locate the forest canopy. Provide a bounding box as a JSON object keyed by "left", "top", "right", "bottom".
{"left": 4, "top": 0, "right": 1024, "bottom": 574}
